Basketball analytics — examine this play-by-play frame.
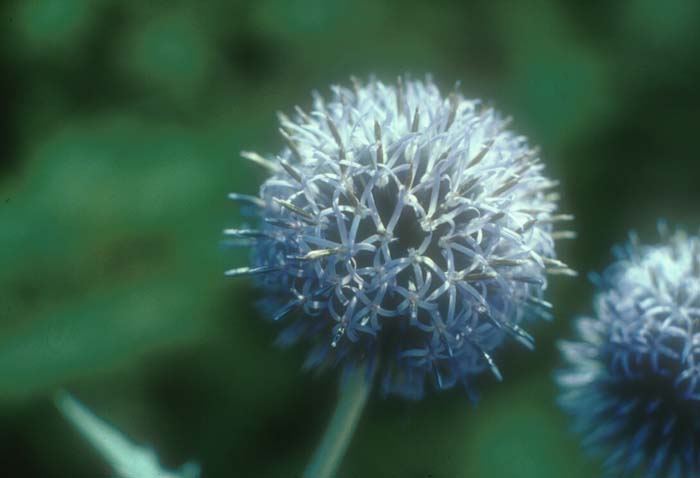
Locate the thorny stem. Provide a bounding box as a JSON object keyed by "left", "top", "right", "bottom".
{"left": 303, "top": 367, "right": 373, "bottom": 478}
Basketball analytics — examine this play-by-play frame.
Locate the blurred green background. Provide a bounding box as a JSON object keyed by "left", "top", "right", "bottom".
{"left": 1, "top": 1, "right": 699, "bottom": 477}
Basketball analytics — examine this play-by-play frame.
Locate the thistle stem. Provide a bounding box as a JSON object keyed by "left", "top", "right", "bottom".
{"left": 303, "top": 368, "right": 372, "bottom": 478}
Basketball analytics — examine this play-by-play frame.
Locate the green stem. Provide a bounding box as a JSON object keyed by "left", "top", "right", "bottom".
{"left": 303, "top": 368, "right": 372, "bottom": 478}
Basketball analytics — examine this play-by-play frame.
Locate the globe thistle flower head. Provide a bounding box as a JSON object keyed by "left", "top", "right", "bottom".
{"left": 558, "top": 224, "right": 700, "bottom": 477}
{"left": 228, "top": 76, "right": 572, "bottom": 400}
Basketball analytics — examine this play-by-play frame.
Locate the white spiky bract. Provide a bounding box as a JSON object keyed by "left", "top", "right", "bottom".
{"left": 56, "top": 391, "right": 200, "bottom": 478}
{"left": 229, "top": 77, "right": 572, "bottom": 399}
{"left": 558, "top": 226, "right": 700, "bottom": 477}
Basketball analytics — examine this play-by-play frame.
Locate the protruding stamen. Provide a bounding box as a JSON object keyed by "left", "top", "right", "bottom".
{"left": 691, "top": 242, "right": 700, "bottom": 277}
{"left": 456, "top": 176, "right": 479, "bottom": 196}
{"left": 374, "top": 120, "right": 382, "bottom": 141}
{"left": 518, "top": 218, "right": 538, "bottom": 233}
{"left": 504, "top": 322, "right": 535, "bottom": 350}
{"left": 479, "top": 347, "right": 502, "bottom": 381}
{"left": 227, "top": 193, "right": 265, "bottom": 208}
{"left": 467, "top": 139, "right": 495, "bottom": 168}
{"left": 547, "top": 214, "right": 575, "bottom": 223}
{"left": 294, "top": 106, "right": 312, "bottom": 124}
{"left": 445, "top": 93, "right": 458, "bottom": 131}
{"left": 411, "top": 107, "right": 420, "bottom": 133}
{"left": 273, "top": 300, "right": 299, "bottom": 321}
{"left": 510, "top": 275, "right": 544, "bottom": 285}
{"left": 527, "top": 297, "right": 553, "bottom": 309}
{"left": 404, "top": 162, "right": 416, "bottom": 190}
{"left": 552, "top": 231, "right": 577, "bottom": 240}
{"left": 489, "top": 258, "right": 528, "bottom": 267}
{"left": 396, "top": 76, "right": 405, "bottom": 116}
{"left": 531, "top": 180, "right": 560, "bottom": 193}
{"left": 276, "top": 110, "right": 291, "bottom": 125}
{"left": 311, "top": 89, "right": 324, "bottom": 109}
{"left": 345, "top": 187, "right": 360, "bottom": 209}
{"left": 648, "top": 267, "right": 661, "bottom": 290}
{"left": 482, "top": 310, "right": 535, "bottom": 350}
{"left": 492, "top": 175, "right": 520, "bottom": 196}
{"left": 543, "top": 258, "right": 570, "bottom": 269}
{"left": 374, "top": 120, "right": 384, "bottom": 164}
{"left": 288, "top": 248, "right": 339, "bottom": 261}
{"left": 279, "top": 159, "right": 303, "bottom": 183}
{"left": 264, "top": 217, "right": 295, "bottom": 228}
{"left": 331, "top": 327, "right": 345, "bottom": 348}
{"left": 462, "top": 271, "right": 498, "bottom": 281}
{"left": 546, "top": 267, "right": 578, "bottom": 277}
{"left": 223, "top": 228, "right": 270, "bottom": 239}
{"left": 273, "top": 198, "right": 315, "bottom": 222}
{"left": 279, "top": 129, "right": 303, "bottom": 162}
{"left": 496, "top": 116, "right": 513, "bottom": 134}
{"left": 350, "top": 75, "right": 362, "bottom": 95}
{"left": 489, "top": 211, "right": 506, "bottom": 222}
{"left": 240, "top": 151, "right": 277, "bottom": 171}
{"left": 326, "top": 115, "right": 345, "bottom": 160}
{"left": 513, "top": 155, "right": 538, "bottom": 176}
{"left": 225, "top": 265, "right": 279, "bottom": 277}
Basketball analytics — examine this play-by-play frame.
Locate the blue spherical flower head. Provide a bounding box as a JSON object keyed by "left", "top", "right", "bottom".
{"left": 228, "top": 77, "right": 572, "bottom": 400}
{"left": 558, "top": 225, "right": 700, "bottom": 477}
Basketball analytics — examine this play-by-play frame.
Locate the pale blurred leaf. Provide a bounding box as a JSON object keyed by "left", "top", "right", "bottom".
{"left": 57, "top": 391, "right": 200, "bottom": 478}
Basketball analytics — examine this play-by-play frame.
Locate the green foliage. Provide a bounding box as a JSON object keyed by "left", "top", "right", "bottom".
{"left": 9, "top": 0, "right": 105, "bottom": 55}
{"left": 2, "top": 0, "right": 699, "bottom": 476}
